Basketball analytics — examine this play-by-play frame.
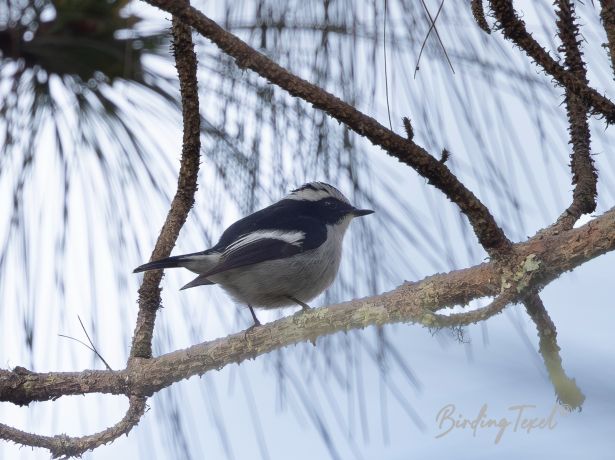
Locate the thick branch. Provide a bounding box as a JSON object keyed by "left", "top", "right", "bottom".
{"left": 142, "top": 0, "right": 511, "bottom": 257}
{"left": 130, "top": 12, "right": 201, "bottom": 359}
{"left": 0, "top": 396, "right": 146, "bottom": 458}
{"left": 554, "top": 0, "right": 597, "bottom": 229}
{"left": 599, "top": 0, "right": 615, "bottom": 76}
{"left": 3, "top": 207, "right": 614, "bottom": 405}
{"left": 488, "top": 0, "right": 615, "bottom": 124}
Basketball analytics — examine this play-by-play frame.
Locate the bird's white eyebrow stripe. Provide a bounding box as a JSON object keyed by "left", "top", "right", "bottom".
{"left": 286, "top": 182, "right": 350, "bottom": 203}
{"left": 286, "top": 188, "right": 332, "bottom": 202}
{"left": 224, "top": 230, "right": 305, "bottom": 253}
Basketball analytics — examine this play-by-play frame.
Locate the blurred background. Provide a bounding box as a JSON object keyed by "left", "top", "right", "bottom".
{"left": 0, "top": 0, "right": 613, "bottom": 458}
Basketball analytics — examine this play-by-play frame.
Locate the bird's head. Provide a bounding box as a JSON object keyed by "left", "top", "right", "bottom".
{"left": 286, "top": 182, "right": 374, "bottom": 225}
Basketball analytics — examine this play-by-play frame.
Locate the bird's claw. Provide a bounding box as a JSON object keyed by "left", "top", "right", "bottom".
{"left": 243, "top": 319, "right": 261, "bottom": 340}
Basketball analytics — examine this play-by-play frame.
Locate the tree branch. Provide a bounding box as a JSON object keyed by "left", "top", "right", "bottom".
{"left": 471, "top": 0, "right": 491, "bottom": 34}
{"left": 0, "top": 396, "right": 146, "bottom": 458}
{"left": 141, "top": 0, "right": 512, "bottom": 257}
{"left": 488, "top": 0, "right": 615, "bottom": 124}
{"left": 130, "top": 8, "right": 201, "bottom": 360}
{"left": 554, "top": 0, "right": 597, "bottom": 230}
{"left": 2, "top": 207, "right": 614, "bottom": 407}
{"left": 425, "top": 288, "right": 518, "bottom": 327}
{"left": 523, "top": 293, "right": 585, "bottom": 409}
{"left": 599, "top": 0, "right": 615, "bottom": 76}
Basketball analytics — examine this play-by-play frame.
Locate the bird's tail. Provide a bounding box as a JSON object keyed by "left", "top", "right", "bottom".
{"left": 180, "top": 275, "right": 214, "bottom": 290}
{"left": 133, "top": 251, "right": 210, "bottom": 273}
{"left": 133, "top": 256, "right": 184, "bottom": 273}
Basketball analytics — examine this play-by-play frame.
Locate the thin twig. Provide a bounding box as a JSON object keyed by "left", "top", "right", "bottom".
{"left": 58, "top": 334, "right": 96, "bottom": 353}
{"left": 523, "top": 293, "right": 585, "bottom": 409}
{"left": 58, "top": 315, "right": 113, "bottom": 371}
{"left": 384, "top": 0, "right": 393, "bottom": 130}
{"left": 423, "top": 288, "right": 516, "bottom": 328}
{"left": 417, "top": 0, "right": 455, "bottom": 74}
{"left": 58, "top": 327, "right": 113, "bottom": 370}
{"left": 440, "top": 148, "right": 450, "bottom": 163}
{"left": 414, "top": 0, "right": 450, "bottom": 78}
{"left": 402, "top": 116, "right": 414, "bottom": 140}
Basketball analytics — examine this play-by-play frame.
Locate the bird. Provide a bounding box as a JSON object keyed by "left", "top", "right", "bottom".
{"left": 133, "top": 182, "right": 374, "bottom": 327}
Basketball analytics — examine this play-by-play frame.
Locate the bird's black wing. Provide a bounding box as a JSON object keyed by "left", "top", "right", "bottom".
{"left": 201, "top": 209, "right": 327, "bottom": 278}
{"left": 209, "top": 199, "right": 325, "bottom": 252}
{"left": 201, "top": 237, "right": 303, "bottom": 278}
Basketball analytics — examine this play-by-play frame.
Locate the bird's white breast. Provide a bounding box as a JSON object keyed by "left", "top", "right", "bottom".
{"left": 210, "top": 216, "right": 352, "bottom": 308}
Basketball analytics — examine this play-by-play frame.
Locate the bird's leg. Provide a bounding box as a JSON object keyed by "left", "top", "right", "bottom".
{"left": 248, "top": 304, "right": 261, "bottom": 327}
{"left": 243, "top": 305, "right": 261, "bottom": 339}
{"left": 288, "top": 296, "right": 311, "bottom": 311}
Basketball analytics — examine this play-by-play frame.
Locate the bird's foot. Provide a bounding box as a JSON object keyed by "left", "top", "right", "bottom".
{"left": 243, "top": 320, "right": 261, "bottom": 340}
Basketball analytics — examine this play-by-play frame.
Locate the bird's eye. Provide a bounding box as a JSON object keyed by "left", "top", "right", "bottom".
{"left": 324, "top": 199, "right": 336, "bottom": 207}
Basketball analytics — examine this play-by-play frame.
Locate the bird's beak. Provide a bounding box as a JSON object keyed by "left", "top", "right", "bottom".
{"left": 351, "top": 208, "right": 375, "bottom": 217}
